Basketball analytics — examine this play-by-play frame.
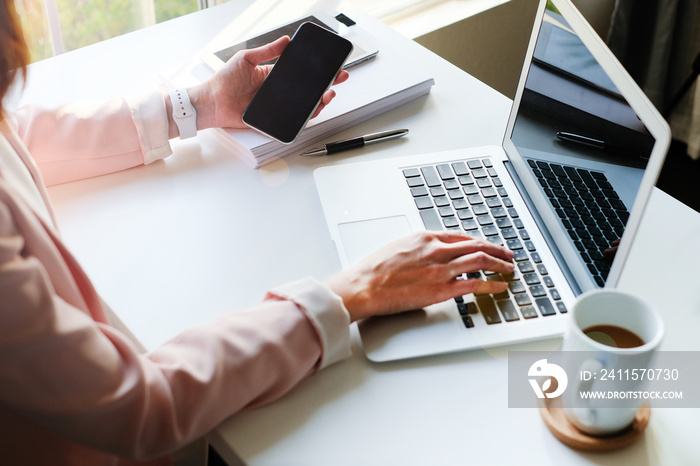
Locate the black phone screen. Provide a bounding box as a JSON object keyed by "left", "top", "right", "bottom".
{"left": 242, "top": 22, "right": 353, "bottom": 144}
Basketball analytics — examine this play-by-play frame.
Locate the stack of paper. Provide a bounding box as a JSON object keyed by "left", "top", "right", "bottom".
{"left": 164, "top": 27, "right": 434, "bottom": 168}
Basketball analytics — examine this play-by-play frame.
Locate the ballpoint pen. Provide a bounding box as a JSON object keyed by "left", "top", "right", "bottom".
{"left": 301, "top": 129, "right": 409, "bottom": 156}
{"left": 556, "top": 131, "right": 643, "bottom": 159}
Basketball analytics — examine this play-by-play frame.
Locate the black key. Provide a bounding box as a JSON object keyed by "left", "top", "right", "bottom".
{"left": 513, "top": 249, "right": 529, "bottom": 261}
{"left": 411, "top": 186, "right": 428, "bottom": 197}
{"left": 459, "top": 174, "right": 475, "bottom": 186}
{"left": 434, "top": 196, "right": 450, "bottom": 207}
{"left": 602, "top": 188, "right": 619, "bottom": 200}
{"left": 420, "top": 209, "right": 443, "bottom": 231}
{"left": 496, "top": 218, "right": 512, "bottom": 229}
{"left": 421, "top": 166, "right": 442, "bottom": 187}
{"left": 564, "top": 165, "right": 581, "bottom": 181}
{"left": 610, "top": 198, "right": 627, "bottom": 211}
{"left": 473, "top": 205, "right": 489, "bottom": 215}
{"left": 527, "top": 159, "right": 537, "bottom": 169}
{"left": 452, "top": 162, "right": 469, "bottom": 176}
{"left": 518, "top": 261, "right": 535, "bottom": 273}
{"left": 483, "top": 225, "right": 499, "bottom": 236}
{"left": 430, "top": 187, "right": 446, "bottom": 197}
{"left": 403, "top": 168, "right": 420, "bottom": 178}
{"left": 556, "top": 302, "right": 568, "bottom": 314}
{"left": 515, "top": 294, "right": 532, "bottom": 306}
{"left": 463, "top": 184, "right": 480, "bottom": 196}
{"left": 550, "top": 289, "right": 561, "bottom": 300}
{"left": 537, "top": 264, "right": 548, "bottom": 275}
{"left": 472, "top": 168, "right": 488, "bottom": 178}
{"left": 501, "top": 228, "right": 518, "bottom": 239}
{"left": 415, "top": 197, "right": 433, "bottom": 210}
{"left": 506, "top": 239, "right": 523, "bottom": 250}
{"left": 497, "top": 300, "right": 520, "bottom": 322}
{"left": 543, "top": 276, "right": 555, "bottom": 287}
{"left": 477, "top": 296, "right": 502, "bottom": 324}
{"left": 448, "top": 189, "right": 464, "bottom": 200}
{"left": 529, "top": 284, "right": 547, "bottom": 297}
{"left": 551, "top": 164, "right": 567, "bottom": 178}
{"left": 486, "top": 197, "right": 502, "bottom": 208}
{"left": 509, "top": 280, "right": 527, "bottom": 293}
{"left": 457, "top": 301, "right": 477, "bottom": 316}
{"left": 443, "top": 216, "right": 459, "bottom": 228}
{"left": 437, "top": 164, "right": 455, "bottom": 180}
{"left": 521, "top": 306, "right": 538, "bottom": 319}
{"left": 523, "top": 272, "right": 540, "bottom": 285}
{"left": 438, "top": 206, "right": 454, "bottom": 217}
{"left": 462, "top": 219, "right": 479, "bottom": 230}
{"left": 457, "top": 209, "right": 473, "bottom": 220}
{"left": 468, "top": 194, "right": 484, "bottom": 205}
{"left": 462, "top": 315, "right": 475, "bottom": 328}
{"left": 453, "top": 198, "right": 469, "bottom": 210}
{"left": 617, "top": 210, "right": 629, "bottom": 225}
{"left": 578, "top": 169, "right": 598, "bottom": 189}
{"left": 535, "top": 297, "right": 557, "bottom": 316}
{"left": 477, "top": 178, "right": 492, "bottom": 188}
{"left": 491, "top": 207, "right": 508, "bottom": 218}
{"left": 477, "top": 214, "right": 494, "bottom": 226}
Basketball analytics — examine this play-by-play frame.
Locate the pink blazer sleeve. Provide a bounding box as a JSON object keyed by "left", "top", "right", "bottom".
{"left": 0, "top": 192, "right": 345, "bottom": 460}
{"left": 13, "top": 91, "right": 172, "bottom": 186}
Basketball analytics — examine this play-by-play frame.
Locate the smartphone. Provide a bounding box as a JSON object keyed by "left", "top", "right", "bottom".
{"left": 242, "top": 22, "right": 353, "bottom": 144}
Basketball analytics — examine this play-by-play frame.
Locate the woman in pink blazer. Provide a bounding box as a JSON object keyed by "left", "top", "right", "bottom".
{"left": 0, "top": 2, "right": 514, "bottom": 465}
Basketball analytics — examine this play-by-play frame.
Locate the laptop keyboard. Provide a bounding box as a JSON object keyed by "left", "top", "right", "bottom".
{"left": 403, "top": 157, "right": 567, "bottom": 330}
{"left": 526, "top": 159, "right": 629, "bottom": 287}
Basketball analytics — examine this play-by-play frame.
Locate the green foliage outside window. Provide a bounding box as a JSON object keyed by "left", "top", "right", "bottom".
{"left": 18, "top": 0, "right": 198, "bottom": 63}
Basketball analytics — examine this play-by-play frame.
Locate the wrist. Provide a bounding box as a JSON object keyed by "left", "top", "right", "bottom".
{"left": 185, "top": 83, "right": 217, "bottom": 131}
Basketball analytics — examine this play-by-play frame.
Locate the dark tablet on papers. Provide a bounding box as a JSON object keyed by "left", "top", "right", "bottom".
{"left": 201, "top": 12, "right": 378, "bottom": 71}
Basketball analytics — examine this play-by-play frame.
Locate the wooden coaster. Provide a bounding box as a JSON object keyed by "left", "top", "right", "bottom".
{"left": 539, "top": 397, "right": 650, "bottom": 451}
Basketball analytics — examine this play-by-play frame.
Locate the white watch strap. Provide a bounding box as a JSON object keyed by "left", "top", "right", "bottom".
{"left": 168, "top": 89, "right": 197, "bottom": 139}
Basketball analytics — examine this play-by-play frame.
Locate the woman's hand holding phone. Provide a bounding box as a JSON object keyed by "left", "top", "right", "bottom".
{"left": 178, "top": 34, "right": 349, "bottom": 137}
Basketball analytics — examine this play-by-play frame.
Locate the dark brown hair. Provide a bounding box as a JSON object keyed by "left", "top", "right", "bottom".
{"left": 0, "top": 0, "right": 29, "bottom": 114}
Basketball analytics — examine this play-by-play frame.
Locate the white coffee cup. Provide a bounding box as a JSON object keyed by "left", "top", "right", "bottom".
{"left": 562, "top": 289, "right": 664, "bottom": 436}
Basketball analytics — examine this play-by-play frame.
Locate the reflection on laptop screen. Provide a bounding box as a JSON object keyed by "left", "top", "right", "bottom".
{"left": 509, "top": 7, "right": 656, "bottom": 291}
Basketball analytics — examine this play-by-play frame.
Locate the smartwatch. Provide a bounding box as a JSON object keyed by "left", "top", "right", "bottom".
{"left": 168, "top": 89, "right": 197, "bottom": 139}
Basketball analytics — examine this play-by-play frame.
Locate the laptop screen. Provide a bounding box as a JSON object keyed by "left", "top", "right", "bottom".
{"left": 505, "top": 2, "right": 667, "bottom": 293}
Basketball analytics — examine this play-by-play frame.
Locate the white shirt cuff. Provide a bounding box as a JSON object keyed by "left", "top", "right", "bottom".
{"left": 124, "top": 90, "right": 173, "bottom": 165}
{"left": 268, "top": 277, "right": 352, "bottom": 370}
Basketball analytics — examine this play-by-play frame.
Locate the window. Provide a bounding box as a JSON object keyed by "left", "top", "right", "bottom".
{"left": 17, "top": 0, "right": 449, "bottom": 63}
{"left": 18, "top": 0, "right": 198, "bottom": 62}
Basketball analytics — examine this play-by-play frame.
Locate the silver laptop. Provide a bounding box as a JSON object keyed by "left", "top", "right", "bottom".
{"left": 314, "top": 0, "right": 670, "bottom": 362}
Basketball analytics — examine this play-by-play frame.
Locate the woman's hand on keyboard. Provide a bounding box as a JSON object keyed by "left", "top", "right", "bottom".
{"left": 325, "top": 230, "right": 515, "bottom": 322}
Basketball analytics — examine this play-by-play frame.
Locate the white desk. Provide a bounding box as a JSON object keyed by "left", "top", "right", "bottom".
{"left": 19, "top": 1, "right": 700, "bottom": 465}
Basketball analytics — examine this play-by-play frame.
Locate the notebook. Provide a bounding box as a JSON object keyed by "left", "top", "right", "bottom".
{"left": 313, "top": 0, "right": 670, "bottom": 362}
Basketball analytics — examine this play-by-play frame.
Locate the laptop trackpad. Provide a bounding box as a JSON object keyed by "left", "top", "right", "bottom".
{"left": 338, "top": 216, "right": 413, "bottom": 267}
